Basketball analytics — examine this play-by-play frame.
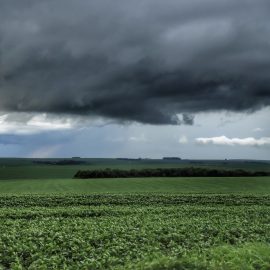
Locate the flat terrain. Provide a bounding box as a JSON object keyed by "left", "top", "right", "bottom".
{"left": 0, "top": 158, "right": 269, "bottom": 179}
{"left": 0, "top": 177, "right": 270, "bottom": 195}
{"left": 0, "top": 158, "right": 269, "bottom": 269}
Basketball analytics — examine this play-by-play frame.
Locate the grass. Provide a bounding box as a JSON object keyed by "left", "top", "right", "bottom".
{"left": 0, "top": 177, "right": 269, "bottom": 195}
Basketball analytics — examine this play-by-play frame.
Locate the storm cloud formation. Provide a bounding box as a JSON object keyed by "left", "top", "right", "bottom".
{"left": 0, "top": 0, "right": 270, "bottom": 124}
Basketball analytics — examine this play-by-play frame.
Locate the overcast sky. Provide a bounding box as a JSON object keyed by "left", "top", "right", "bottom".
{"left": 0, "top": 0, "right": 269, "bottom": 159}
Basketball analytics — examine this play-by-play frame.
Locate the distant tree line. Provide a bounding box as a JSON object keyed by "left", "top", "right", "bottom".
{"left": 74, "top": 168, "right": 270, "bottom": 178}
{"left": 163, "top": 157, "right": 182, "bottom": 160}
{"left": 33, "top": 160, "right": 86, "bottom": 166}
{"left": 116, "top": 158, "right": 142, "bottom": 161}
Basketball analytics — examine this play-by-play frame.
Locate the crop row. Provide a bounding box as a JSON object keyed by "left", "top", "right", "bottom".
{"left": 0, "top": 194, "right": 270, "bottom": 269}
{"left": 0, "top": 194, "right": 270, "bottom": 208}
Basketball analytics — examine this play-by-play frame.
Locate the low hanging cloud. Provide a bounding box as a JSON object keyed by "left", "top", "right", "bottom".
{"left": 0, "top": 113, "right": 73, "bottom": 135}
{"left": 196, "top": 136, "right": 270, "bottom": 147}
{"left": 0, "top": 0, "right": 270, "bottom": 125}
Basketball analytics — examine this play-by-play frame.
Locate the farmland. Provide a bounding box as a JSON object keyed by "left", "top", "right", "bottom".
{"left": 1, "top": 195, "right": 270, "bottom": 269}
{"left": 0, "top": 158, "right": 269, "bottom": 180}
{"left": 1, "top": 177, "right": 270, "bottom": 195}
{"left": 0, "top": 158, "right": 270, "bottom": 269}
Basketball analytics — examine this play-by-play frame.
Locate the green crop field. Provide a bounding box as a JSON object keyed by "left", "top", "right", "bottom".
{"left": 0, "top": 158, "right": 270, "bottom": 269}
{"left": 1, "top": 195, "right": 270, "bottom": 269}
{"left": 0, "top": 177, "right": 270, "bottom": 195}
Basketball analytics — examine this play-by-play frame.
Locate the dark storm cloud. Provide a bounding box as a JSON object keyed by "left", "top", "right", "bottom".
{"left": 0, "top": 0, "right": 270, "bottom": 125}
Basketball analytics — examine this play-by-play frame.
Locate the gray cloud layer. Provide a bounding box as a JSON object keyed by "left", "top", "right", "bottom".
{"left": 1, "top": 0, "right": 270, "bottom": 124}
{"left": 196, "top": 136, "right": 270, "bottom": 147}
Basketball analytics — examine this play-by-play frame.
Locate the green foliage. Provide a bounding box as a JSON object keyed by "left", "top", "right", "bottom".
{"left": 74, "top": 167, "right": 269, "bottom": 178}
{"left": 0, "top": 159, "right": 269, "bottom": 269}
{"left": 130, "top": 243, "right": 270, "bottom": 270}
{"left": 0, "top": 195, "right": 270, "bottom": 269}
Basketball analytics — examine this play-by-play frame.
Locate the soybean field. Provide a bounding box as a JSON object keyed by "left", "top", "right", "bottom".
{"left": 0, "top": 158, "right": 270, "bottom": 269}
{"left": 1, "top": 195, "right": 270, "bottom": 269}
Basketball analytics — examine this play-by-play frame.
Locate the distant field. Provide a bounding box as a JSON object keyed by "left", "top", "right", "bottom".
{"left": 0, "top": 177, "right": 270, "bottom": 195}
{"left": 0, "top": 158, "right": 269, "bottom": 195}
{"left": 0, "top": 158, "right": 269, "bottom": 179}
